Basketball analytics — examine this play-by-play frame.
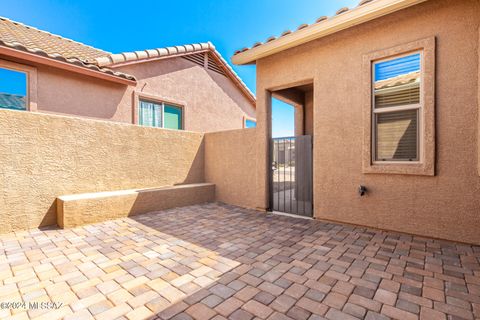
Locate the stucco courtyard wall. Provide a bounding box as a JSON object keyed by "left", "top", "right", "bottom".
{"left": 0, "top": 109, "right": 204, "bottom": 233}
{"left": 204, "top": 128, "right": 258, "bottom": 209}
{"left": 254, "top": 0, "right": 480, "bottom": 244}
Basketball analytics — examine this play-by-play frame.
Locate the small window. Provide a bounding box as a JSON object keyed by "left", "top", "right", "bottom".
{"left": 0, "top": 67, "right": 27, "bottom": 111}
{"left": 246, "top": 119, "right": 256, "bottom": 128}
{"left": 373, "top": 53, "right": 421, "bottom": 162}
{"left": 138, "top": 99, "right": 183, "bottom": 130}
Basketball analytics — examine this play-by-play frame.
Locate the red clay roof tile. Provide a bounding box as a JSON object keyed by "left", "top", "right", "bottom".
{"left": 0, "top": 17, "right": 135, "bottom": 81}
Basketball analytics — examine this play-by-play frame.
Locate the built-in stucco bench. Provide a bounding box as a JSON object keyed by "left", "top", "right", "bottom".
{"left": 57, "top": 183, "right": 215, "bottom": 228}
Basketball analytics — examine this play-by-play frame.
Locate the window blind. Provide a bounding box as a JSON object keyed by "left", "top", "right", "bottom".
{"left": 376, "top": 109, "right": 418, "bottom": 161}
{"left": 375, "top": 82, "right": 420, "bottom": 108}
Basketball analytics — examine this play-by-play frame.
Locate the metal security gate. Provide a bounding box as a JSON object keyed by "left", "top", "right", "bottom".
{"left": 269, "top": 135, "right": 313, "bottom": 217}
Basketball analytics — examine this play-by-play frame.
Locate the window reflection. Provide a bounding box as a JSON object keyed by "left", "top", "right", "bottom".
{"left": 0, "top": 67, "right": 27, "bottom": 110}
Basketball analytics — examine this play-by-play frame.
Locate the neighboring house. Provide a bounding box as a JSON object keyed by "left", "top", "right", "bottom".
{"left": 232, "top": 0, "right": 480, "bottom": 243}
{"left": 0, "top": 17, "right": 256, "bottom": 132}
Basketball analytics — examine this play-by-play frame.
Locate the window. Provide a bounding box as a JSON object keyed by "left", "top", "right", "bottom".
{"left": 245, "top": 119, "right": 256, "bottom": 128}
{"left": 163, "top": 104, "right": 183, "bottom": 130}
{"left": 362, "top": 37, "right": 435, "bottom": 176}
{"left": 138, "top": 99, "right": 183, "bottom": 130}
{"left": 373, "top": 53, "right": 421, "bottom": 162}
{"left": 0, "top": 67, "right": 27, "bottom": 111}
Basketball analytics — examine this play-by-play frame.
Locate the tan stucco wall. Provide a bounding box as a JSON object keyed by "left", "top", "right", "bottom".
{"left": 117, "top": 57, "right": 255, "bottom": 132}
{"left": 0, "top": 55, "right": 255, "bottom": 133}
{"left": 304, "top": 90, "right": 313, "bottom": 136}
{"left": 0, "top": 109, "right": 205, "bottom": 233}
{"left": 204, "top": 128, "right": 258, "bottom": 209}
{"left": 255, "top": 0, "right": 480, "bottom": 244}
{"left": 58, "top": 183, "right": 215, "bottom": 228}
{"left": 36, "top": 65, "right": 133, "bottom": 122}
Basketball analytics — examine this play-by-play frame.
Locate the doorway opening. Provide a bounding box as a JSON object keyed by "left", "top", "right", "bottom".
{"left": 269, "top": 83, "right": 314, "bottom": 217}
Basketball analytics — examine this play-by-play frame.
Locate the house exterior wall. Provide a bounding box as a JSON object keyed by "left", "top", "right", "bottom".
{"left": 0, "top": 109, "right": 204, "bottom": 233}
{"left": 255, "top": 0, "right": 480, "bottom": 244}
{"left": 0, "top": 55, "right": 255, "bottom": 133}
{"left": 117, "top": 57, "right": 255, "bottom": 132}
{"left": 204, "top": 128, "right": 258, "bottom": 209}
{"left": 35, "top": 64, "right": 133, "bottom": 122}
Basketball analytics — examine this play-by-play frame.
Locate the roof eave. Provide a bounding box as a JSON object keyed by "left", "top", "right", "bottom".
{"left": 232, "top": 0, "right": 429, "bottom": 65}
{"left": 100, "top": 49, "right": 212, "bottom": 68}
{"left": 102, "top": 45, "right": 257, "bottom": 107}
{"left": 207, "top": 50, "right": 256, "bottom": 106}
{"left": 0, "top": 45, "right": 137, "bottom": 86}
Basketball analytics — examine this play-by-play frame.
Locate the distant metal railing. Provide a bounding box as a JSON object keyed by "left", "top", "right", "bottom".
{"left": 269, "top": 135, "right": 312, "bottom": 217}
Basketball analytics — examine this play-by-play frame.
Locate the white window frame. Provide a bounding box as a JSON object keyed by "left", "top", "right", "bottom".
{"left": 371, "top": 50, "right": 424, "bottom": 164}
{"left": 135, "top": 94, "right": 184, "bottom": 130}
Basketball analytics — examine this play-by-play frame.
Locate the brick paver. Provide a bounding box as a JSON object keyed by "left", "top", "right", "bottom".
{"left": 0, "top": 203, "right": 479, "bottom": 319}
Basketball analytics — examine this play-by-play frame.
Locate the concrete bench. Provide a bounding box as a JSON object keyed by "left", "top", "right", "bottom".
{"left": 57, "top": 183, "right": 215, "bottom": 228}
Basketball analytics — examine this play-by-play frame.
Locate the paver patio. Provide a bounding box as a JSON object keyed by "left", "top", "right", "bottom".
{"left": 0, "top": 203, "right": 479, "bottom": 320}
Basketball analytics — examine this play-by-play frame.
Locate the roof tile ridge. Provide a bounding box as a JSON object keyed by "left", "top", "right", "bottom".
{"left": 94, "top": 42, "right": 213, "bottom": 66}
{"left": 0, "top": 16, "right": 111, "bottom": 58}
{"left": 0, "top": 39, "right": 135, "bottom": 80}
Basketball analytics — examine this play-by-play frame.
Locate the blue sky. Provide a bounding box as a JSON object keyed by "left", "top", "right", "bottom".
{"left": 1, "top": 0, "right": 358, "bottom": 136}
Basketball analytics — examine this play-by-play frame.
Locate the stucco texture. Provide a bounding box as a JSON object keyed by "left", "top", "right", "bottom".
{"left": 204, "top": 128, "right": 258, "bottom": 210}
{"left": 119, "top": 57, "right": 255, "bottom": 132}
{"left": 57, "top": 183, "right": 215, "bottom": 228}
{"left": 255, "top": 0, "right": 480, "bottom": 244}
{"left": 0, "top": 109, "right": 204, "bottom": 233}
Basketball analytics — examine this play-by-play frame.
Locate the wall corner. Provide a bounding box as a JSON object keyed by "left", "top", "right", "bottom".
{"left": 255, "top": 89, "right": 271, "bottom": 211}
{"left": 478, "top": 26, "right": 480, "bottom": 176}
